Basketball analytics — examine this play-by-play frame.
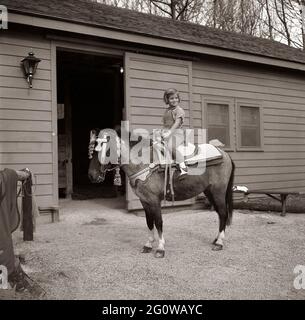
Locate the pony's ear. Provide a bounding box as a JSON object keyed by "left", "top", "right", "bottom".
{"left": 93, "top": 128, "right": 100, "bottom": 135}
{"left": 89, "top": 128, "right": 99, "bottom": 135}
{"left": 89, "top": 129, "right": 99, "bottom": 159}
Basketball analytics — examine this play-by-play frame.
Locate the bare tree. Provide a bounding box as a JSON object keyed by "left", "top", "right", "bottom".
{"left": 145, "top": 0, "right": 206, "bottom": 22}
{"left": 204, "top": 0, "right": 263, "bottom": 36}
{"left": 205, "top": 0, "right": 237, "bottom": 31}
{"left": 274, "top": 0, "right": 292, "bottom": 45}
{"left": 93, "top": 0, "right": 304, "bottom": 48}
{"left": 294, "top": 0, "right": 305, "bottom": 47}
{"left": 236, "top": 0, "right": 263, "bottom": 35}
{"left": 265, "top": 0, "right": 275, "bottom": 39}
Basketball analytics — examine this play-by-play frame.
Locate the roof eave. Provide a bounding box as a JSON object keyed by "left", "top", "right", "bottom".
{"left": 7, "top": 11, "right": 305, "bottom": 72}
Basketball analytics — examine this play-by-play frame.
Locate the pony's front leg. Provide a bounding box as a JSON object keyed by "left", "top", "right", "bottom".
{"left": 140, "top": 201, "right": 156, "bottom": 254}
{"left": 154, "top": 204, "right": 165, "bottom": 258}
{"left": 155, "top": 231, "right": 165, "bottom": 258}
{"left": 213, "top": 230, "right": 225, "bottom": 251}
{"left": 140, "top": 200, "right": 165, "bottom": 258}
{"left": 142, "top": 228, "right": 155, "bottom": 253}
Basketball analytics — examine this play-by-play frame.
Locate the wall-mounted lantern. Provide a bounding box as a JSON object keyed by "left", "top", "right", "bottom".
{"left": 21, "top": 52, "right": 41, "bottom": 88}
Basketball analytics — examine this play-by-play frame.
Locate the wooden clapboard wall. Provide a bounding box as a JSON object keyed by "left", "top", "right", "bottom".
{"left": 124, "top": 52, "right": 193, "bottom": 210}
{"left": 0, "top": 30, "right": 54, "bottom": 208}
{"left": 192, "top": 59, "right": 305, "bottom": 193}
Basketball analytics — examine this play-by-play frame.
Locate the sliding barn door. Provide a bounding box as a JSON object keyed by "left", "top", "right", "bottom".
{"left": 124, "top": 52, "right": 193, "bottom": 210}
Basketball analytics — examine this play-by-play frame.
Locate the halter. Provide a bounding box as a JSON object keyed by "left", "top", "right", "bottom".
{"left": 89, "top": 131, "right": 121, "bottom": 186}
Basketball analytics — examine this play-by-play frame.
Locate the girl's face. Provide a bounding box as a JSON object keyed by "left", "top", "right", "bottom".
{"left": 168, "top": 94, "right": 179, "bottom": 107}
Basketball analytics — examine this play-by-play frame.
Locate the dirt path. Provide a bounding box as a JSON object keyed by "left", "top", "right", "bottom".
{"left": 9, "top": 198, "right": 305, "bottom": 300}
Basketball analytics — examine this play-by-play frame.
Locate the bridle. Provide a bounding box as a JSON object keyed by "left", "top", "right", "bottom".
{"left": 88, "top": 129, "right": 168, "bottom": 192}
{"left": 88, "top": 130, "right": 121, "bottom": 183}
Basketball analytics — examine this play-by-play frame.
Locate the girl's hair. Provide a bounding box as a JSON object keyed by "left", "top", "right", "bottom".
{"left": 163, "top": 88, "right": 181, "bottom": 104}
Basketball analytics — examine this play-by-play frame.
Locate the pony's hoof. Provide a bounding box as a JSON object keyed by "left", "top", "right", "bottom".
{"left": 141, "top": 246, "right": 152, "bottom": 253}
{"left": 212, "top": 238, "right": 218, "bottom": 245}
{"left": 154, "top": 250, "right": 165, "bottom": 258}
{"left": 212, "top": 244, "right": 223, "bottom": 251}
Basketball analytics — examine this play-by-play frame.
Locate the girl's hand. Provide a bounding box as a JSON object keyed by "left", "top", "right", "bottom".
{"left": 162, "top": 130, "right": 171, "bottom": 140}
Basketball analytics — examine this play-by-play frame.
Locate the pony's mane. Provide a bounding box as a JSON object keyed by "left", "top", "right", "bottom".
{"left": 116, "top": 129, "right": 153, "bottom": 148}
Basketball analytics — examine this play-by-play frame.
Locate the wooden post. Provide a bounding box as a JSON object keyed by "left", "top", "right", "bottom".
{"left": 280, "top": 194, "right": 288, "bottom": 217}
{"left": 22, "top": 175, "right": 33, "bottom": 241}
{"left": 64, "top": 79, "right": 73, "bottom": 198}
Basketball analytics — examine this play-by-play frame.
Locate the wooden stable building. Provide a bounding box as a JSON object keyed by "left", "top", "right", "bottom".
{"left": 1, "top": 0, "right": 305, "bottom": 213}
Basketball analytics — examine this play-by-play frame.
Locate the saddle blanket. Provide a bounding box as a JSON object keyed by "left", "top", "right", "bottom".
{"left": 177, "top": 143, "right": 223, "bottom": 165}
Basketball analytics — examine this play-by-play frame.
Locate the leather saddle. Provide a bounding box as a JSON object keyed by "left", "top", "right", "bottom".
{"left": 152, "top": 141, "right": 223, "bottom": 168}
{"left": 129, "top": 141, "right": 224, "bottom": 188}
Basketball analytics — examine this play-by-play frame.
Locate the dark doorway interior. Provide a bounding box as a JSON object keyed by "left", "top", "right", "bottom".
{"left": 57, "top": 50, "right": 124, "bottom": 200}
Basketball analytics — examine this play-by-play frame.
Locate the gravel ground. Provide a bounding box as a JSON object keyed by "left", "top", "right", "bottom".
{"left": 5, "top": 197, "right": 305, "bottom": 300}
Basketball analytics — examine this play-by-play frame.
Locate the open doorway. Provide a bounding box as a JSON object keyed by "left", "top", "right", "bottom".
{"left": 56, "top": 50, "right": 124, "bottom": 201}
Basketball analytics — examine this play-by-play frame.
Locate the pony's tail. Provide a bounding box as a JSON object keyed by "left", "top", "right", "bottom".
{"left": 226, "top": 158, "right": 235, "bottom": 226}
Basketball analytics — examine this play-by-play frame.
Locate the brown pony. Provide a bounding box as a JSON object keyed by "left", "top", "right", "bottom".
{"left": 88, "top": 128, "right": 235, "bottom": 258}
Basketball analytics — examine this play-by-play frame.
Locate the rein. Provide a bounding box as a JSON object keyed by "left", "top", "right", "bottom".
{"left": 128, "top": 166, "right": 151, "bottom": 181}
{"left": 103, "top": 166, "right": 119, "bottom": 173}
{"left": 163, "top": 143, "right": 175, "bottom": 205}
{"left": 102, "top": 164, "right": 121, "bottom": 186}
{"left": 125, "top": 140, "right": 176, "bottom": 204}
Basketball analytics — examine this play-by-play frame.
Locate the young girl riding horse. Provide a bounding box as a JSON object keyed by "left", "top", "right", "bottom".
{"left": 161, "top": 88, "right": 188, "bottom": 175}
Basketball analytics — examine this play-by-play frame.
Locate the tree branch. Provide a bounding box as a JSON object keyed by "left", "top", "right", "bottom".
{"left": 176, "top": 0, "right": 190, "bottom": 20}
{"left": 150, "top": 0, "right": 172, "bottom": 16}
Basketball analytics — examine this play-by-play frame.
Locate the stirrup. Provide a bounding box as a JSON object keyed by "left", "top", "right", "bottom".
{"left": 179, "top": 167, "right": 188, "bottom": 176}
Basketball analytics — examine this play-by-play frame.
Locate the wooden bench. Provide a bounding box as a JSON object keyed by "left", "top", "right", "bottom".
{"left": 38, "top": 206, "right": 60, "bottom": 222}
{"left": 233, "top": 189, "right": 304, "bottom": 216}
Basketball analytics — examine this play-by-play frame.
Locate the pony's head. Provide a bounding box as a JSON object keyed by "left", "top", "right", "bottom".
{"left": 88, "top": 128, "right": 120, "bottom": 183}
